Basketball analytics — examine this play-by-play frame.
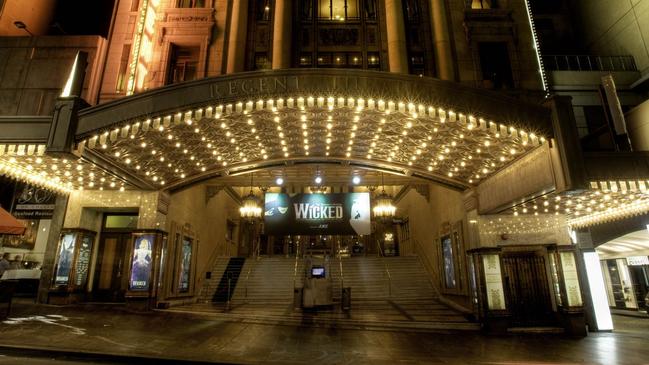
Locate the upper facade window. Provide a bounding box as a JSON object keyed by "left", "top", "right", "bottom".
{"left": 471, "top": 0, "right": 497, "bottom": 9}
{"left": 318, "top": 0, "right": 358, "bottom": 21}
{"left": 177, "top": 0, "right": 205, "bottom": 8}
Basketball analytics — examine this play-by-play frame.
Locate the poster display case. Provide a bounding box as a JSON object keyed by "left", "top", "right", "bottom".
{"left": 125, "top": 230, "right": 167, "bottom": 308}
{"left": 50, "top": 229, "right": 96, "bottom": 293}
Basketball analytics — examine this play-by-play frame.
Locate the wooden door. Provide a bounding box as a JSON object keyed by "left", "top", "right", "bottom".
{"left": 502, "top": 253, "right": 554, "bottom": 327}
{"left": 92, "top": 233, "right": 130, "bottom": 302}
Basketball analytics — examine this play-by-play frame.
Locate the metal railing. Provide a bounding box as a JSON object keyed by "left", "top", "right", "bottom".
{"left": 375, "top": 240, "right": 392, "bottom": 297}
{"left": 412, "top": 239, "right": 442, "bottom": 297}
{"left": 336, "top": 241, "right": 345, "bottom": 291}
{"left": 292, "top": 241, "right": 301, "bottom": 290}
{"left": 543, "top": 55, "right": 637, "bottom": 72}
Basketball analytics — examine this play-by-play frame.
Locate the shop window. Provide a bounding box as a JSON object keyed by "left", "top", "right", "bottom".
{"left": 130, "top": 0, "right": 140, "bottom": 12}
{"left": 256, "top": 0, "right": 271, "bottom": 21}
{"left": 254, "top": 53, "right": 270, "bottom": 70}
{"left": 471, "top": 0, "right": 497, "bottom": 9}
{"left": 115, "top": 44, "right": 131, "bottom": 93}
{"left": 318, "top": 0, "right": 359, "bottom": 21}
{"left": 166, "top": 45, "right": 199, "bottom": 85}
{"left": 177, "top": 0, "right": 205, "bottom": 8}
{"left": 478, "top": 42, "right": 513, "bottom": 89}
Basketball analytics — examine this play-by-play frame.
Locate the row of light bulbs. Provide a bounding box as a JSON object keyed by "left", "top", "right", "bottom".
{"left": 84, "top": 95, "right": 544, "bottom": 189}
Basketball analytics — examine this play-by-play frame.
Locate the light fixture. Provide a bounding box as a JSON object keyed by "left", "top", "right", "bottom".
{"left": 314, "top": 167, "right": 323, "bottom": 185}
{"left": 352, "top": 176, "right": 361, "bottom": 185}
{"left": 275, "top": 177, "right": 284, "bottom": 185}
{"left": 240, "top": 173, "right": 261, "bottom": 219}
{"left": 373, "top": 172, "right": 395, "bottom": 218}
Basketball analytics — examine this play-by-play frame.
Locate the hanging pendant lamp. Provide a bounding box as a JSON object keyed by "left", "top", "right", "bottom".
{"left": 240, "top": 173, "right": 262, "bottom": 219}
{"left": 372, "top": 172, "right": 396, "bottom": 218}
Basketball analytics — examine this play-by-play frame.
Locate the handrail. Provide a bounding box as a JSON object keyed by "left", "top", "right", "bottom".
{"left": 542, "top": 54, "right": 637, "bottom": 72}
{"left": 292, "top": 241, "right": 301, "bottom": 289}
{"left": 337, "top": 240, "right": 344, "bottom": 290}
{"left": 412, "top": 239, "right": 441, "bottom": 297}
{"left": 243, "top": 235, "right": 258, "bottom": 301}
{"left": 375, "top": 239, "right": 392, "bottom": 297}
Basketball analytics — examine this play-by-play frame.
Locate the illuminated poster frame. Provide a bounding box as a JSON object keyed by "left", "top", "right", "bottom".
{"left": 178, "top": 237, "right": 193, "bottom": 293}
{"left": 129, "top": 234, "right": 155, "bottom": 291}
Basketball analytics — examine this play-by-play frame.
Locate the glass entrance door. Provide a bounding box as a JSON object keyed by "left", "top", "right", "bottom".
{"left": 92, "top": 233, "right": 130, "bottom": 302}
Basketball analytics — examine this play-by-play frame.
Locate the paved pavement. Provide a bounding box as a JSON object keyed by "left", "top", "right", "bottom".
{"left": 0, "top": 299, "right": 648, "bottom": 364}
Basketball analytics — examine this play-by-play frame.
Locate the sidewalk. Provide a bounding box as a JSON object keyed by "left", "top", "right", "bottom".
{"left": 0, "top": 299, "right": 648, "bottom": 364}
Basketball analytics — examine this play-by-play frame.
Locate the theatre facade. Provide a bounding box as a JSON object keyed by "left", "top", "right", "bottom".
{"left": 1, "top": 0, "right": 648, "bottom": 334}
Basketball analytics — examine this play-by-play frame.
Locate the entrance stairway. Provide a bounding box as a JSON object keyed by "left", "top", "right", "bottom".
{"left": 187, "top": 255, "right": 478, "bottom": 332}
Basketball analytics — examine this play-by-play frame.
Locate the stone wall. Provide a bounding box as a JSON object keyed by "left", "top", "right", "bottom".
{"left": 0, "top": 35, "right": 106, "bottom": 114}
{"left": 571, "top": 0, "right": 649, "bottom": 76}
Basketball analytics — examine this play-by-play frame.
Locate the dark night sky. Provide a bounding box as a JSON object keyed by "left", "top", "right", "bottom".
{"left": 50, "top": 0, "right": 116, "bottom": 37}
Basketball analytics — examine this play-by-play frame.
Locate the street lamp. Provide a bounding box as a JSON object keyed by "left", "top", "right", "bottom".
{"left": 13, "top": 21, "right": 34, "bottom": 36}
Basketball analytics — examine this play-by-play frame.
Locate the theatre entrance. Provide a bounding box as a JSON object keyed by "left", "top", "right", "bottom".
{"left": 91, "top": 214, "right": 138, "bottom": 302}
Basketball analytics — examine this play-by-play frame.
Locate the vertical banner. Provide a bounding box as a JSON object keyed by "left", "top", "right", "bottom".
{"left": 54, "top": 233, "right": 77, "bottom": 285}
{"left": 264, "top": 193, "right": 371, "bottom": 235}
{"left": 129, "top": 234, "right": 154, "bottom": 291}
{"left": 560, "top": 251, "right": 583, "bottom": 307}
{"left": 482, "top": 254, "right": 506, "bottom": 310}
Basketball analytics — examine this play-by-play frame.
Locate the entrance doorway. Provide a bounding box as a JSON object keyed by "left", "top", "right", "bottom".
{"left": 91, "top": 213, "right": 137, "bottom": 302}
{"left": 92, "top": 233, "right": 131, "bottom": 302}
{"left": 502, "top": 252, "right": 555, "bottom": 327}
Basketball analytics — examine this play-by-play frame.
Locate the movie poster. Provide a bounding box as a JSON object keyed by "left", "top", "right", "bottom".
{"left": 441, "top": 235, "right": 456, "bottom": 289}
{"left": 178, "top": 238, "right": 192, "bottom": 292}
{"left": 54, "top": 233, "right": 77, "bottom": 285}
{"left": 129, "top": 235, "right": 154, "bottom": 291}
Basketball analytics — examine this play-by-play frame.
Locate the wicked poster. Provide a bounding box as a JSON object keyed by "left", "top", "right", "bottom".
{"left": 264, "top": 193, "right": 371, "bottom": 235}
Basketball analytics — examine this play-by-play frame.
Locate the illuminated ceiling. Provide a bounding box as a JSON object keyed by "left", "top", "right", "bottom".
{"left": 503, "top": 180, "right": 649, "bottom": 229}
{"left": 78, "top": 96, "right": 545, "bottom": 191}
{"left": 596, "top": 229, "right": 649, "bottom": 259}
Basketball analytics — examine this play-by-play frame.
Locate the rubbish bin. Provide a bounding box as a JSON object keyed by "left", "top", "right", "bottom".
{"left": 341, "top": 287, "right": 351, "bottom": 311}
{"left": 293, "top": 287, "right": 303, "bottom": 310}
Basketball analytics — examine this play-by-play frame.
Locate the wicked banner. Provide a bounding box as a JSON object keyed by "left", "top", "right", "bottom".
{"left": 264, "top": 193, "right": 371, "bottom": 235}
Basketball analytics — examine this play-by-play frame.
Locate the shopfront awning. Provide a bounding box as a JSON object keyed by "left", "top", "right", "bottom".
{"left": 0, "top": 206, "right": 25, "bottom": 235}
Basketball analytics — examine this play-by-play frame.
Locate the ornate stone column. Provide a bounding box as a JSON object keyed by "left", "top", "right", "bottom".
{"left": 226, "top": 0, "right": 249, "bottom": 74}
{"left": 385, "top": 0, "right": 408, "bottom": 74}
{"left": 430, "top": 0, "right": 455, "bottom": 80}
{"left": 272, "top": 0, "right": 292, "bottom": 69}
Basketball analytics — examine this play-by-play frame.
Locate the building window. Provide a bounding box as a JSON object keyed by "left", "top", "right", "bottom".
{"left": 364, "top": 0, "right": 376, "bottom": 20}
{"left": 367, "top": 52, "right": 380, "bottom": 68}
{"left": 130, "top": 0, "right": 140, "bottom": 12}
{"left": 254, "top": 53, "right": 270, "bottom": 70}
{"left": 478, "top": 42, "right": 513, "bottom": 89}
{"left": 256, "top": 0, "right": 271, "bottom": 21}
{"left": 471, "top": 0, "right": 497, "bottom": 9}
{"left": 403, "top": 0, "right": 421, "bottom": 21}
{"left": 177, "top": 0, "right": 205, "bottom": 8}
{"left": 166, "top": 45, "right": 199, "bottom": 84}
{"left": 299, "top": 54, "right": 313, "bottom": 67}
{"left": 409, "top": 53, "right": 425, "bottom": 75}
{"left": 318, "top": 0, "right": 359, "bottom": 21}
{"left": 116, "top": 44, "right": 131, "bottom": 93}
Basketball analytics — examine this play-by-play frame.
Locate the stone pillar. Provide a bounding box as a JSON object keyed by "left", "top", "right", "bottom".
{"left": 272, "top": 0, "right": 292, "bottom": 69}
{"left": 385, "top": 0, "right": 408, "bottom": 74}
{"left": 226, "top": 0, "right": 249, "bottom": 74}
{"left": 37, "top": 194, "right": 69, "bottom": 304}
{"left": 430, "top": 0, "right": 455, "bottom": 80}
